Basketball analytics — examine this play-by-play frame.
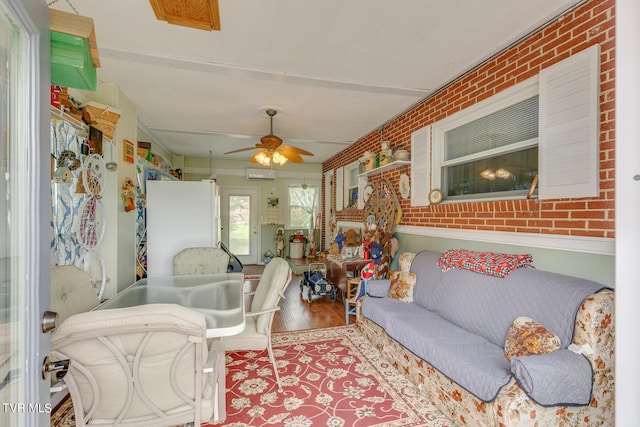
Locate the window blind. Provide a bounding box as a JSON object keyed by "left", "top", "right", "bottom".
{"left": 445, "top": 96, "right": 539, "bottom": 161}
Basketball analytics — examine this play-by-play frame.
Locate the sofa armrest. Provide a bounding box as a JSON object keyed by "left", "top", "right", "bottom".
{"left": 511, "top": 350, "right": 593, "bottom": 406}
{"left": 365, "top": 279, "right": 391, "bottom": 298}
{"left": 573, "top": 289, "right": 614, "bottom": 371}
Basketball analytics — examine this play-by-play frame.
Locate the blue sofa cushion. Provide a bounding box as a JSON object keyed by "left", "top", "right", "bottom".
{"left": 410, "top": 250, "right": 608, "bottom": 348}
{"left": 361, "top": 296, "right": 426, "bottom": 331}
{"left": 388, "top": 308, "right": 512, "bottom": 402}
{"left": 365, "top": 279, "right": 391, "bottom": 298}
{"left": 511, "top": 350, "right": 593, "bottom": 406}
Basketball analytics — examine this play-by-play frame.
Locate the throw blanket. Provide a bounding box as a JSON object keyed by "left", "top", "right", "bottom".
{"left": 437, "top": 249, "right": 533, "bottom": 278}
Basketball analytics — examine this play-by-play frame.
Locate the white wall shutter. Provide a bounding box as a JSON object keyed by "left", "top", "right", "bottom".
{"left": 324, "top": 171, "right": 334, "bottom": 248}
{"left": 538, "top": 44, "right": 600, "bottom": 199}
{"left": 411, "top": 125, "right": 431, "bottom": 206}
{"left": 336, "top": 167, "right": 344, "bottom": 211}
{"left": 357, "top": 176, "right": 368, "bottom": 209}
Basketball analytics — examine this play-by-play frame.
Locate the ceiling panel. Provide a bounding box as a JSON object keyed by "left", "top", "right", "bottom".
{"left": 52, "top": 0, "right": 582, "bottom": 163}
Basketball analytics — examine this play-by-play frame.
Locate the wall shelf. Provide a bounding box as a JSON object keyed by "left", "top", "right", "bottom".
{"left": 136, "top": 156, "right": 179, "bottom": 181}
{"left": 358, "top": 160, "right": 410, "bottom": 178}
{"left": 50, "top": 105, "right": 88, "bottom": 131}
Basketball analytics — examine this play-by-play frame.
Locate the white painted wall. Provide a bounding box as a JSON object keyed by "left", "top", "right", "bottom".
{"left": 615, "top": 0, "right": 640, "bottom": 424}
{"left": 78, "top": 83, "right": 138, "bottom": 296}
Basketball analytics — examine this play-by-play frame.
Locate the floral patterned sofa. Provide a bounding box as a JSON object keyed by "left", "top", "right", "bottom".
{"left": 357, "top": 250, "right": 615, "bottom": 426}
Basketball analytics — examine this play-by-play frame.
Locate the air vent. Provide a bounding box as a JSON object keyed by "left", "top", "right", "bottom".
{"left": 245, "top": 168, "right": 276, "bottom": 180}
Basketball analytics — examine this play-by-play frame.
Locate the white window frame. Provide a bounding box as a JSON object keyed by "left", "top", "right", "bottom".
{"left": 432, "top": 46, "right": 600, "bottom": 202}
{"left": 343, "top": 160, "right": 367, "bottom": 209}
{"left": 285, "top": 180, "right": 321, "bottom": 230}
{"left": 432, "top": 77, "right": 539, "bottom": 202}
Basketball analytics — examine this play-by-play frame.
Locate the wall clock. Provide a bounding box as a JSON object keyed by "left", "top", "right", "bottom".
{"left": 428, "top": 189, "right": 443, "bottom": 205}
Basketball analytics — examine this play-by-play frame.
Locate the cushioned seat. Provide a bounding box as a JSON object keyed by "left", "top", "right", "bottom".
{"left": 173, "top": 247, "right": 230, "bottom": 275}
{"left": 388, "top": 311, "right": 512, "bottom": 402}
{"left": 224, "top": 257, "right": 292, "bottom": 391}
{"left": 50, "top": 265, "right": 101, "bottom": 323}
{"left": 51, "top": 303, "right": 217, "bottom": 426}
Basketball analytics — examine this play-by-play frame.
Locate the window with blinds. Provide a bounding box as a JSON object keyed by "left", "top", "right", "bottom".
{"left": 442, "top": 96, "right": 539, "bottom": 199}
{"left": 444, "top": 96, "right": 538, "bottom": 160}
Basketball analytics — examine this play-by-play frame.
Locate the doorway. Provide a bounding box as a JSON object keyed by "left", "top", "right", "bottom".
{"left": 221, "top": 187, "right": 259, "bottom": 265}
{"left": 0, "top": 0, "right": 51, "bottom": 425}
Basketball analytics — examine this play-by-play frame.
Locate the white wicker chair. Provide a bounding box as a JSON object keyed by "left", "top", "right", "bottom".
{"left": 173, "top": 247, "right": 230, "bottom": 275}
{"left": 223, "top": 257, "right": 292, "bottom": 391}
{"left": 51, "top": 304, "right": 218, "bottom": 426}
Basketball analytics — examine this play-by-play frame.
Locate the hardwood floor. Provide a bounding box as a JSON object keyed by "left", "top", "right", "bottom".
{"left": 272, "top": 273, "right": 347, "bottom": 333}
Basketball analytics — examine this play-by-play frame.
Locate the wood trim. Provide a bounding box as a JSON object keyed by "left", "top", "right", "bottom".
{"left": 396, "top": 225, "right": 615, "bottom": 256}
{"left": 49, "top": 9, "right": 100, "bottom": 67}
{"left": 149, "top": 0, "right": 221, "bottom": 31}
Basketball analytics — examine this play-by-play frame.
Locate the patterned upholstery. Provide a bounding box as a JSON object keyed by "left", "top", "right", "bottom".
{"left": 173, "top": 247, "right": 230, "bottom": 275}
{"left": 358, "top": 271, "right": 615, "bottom": 426}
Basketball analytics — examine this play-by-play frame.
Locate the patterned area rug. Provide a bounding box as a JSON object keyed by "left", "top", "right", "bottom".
{"left": 50, "top": 325, "right": 454, "bottom": 427}
{"left": 211, "top": 325, "right": 454, "bottom": 427}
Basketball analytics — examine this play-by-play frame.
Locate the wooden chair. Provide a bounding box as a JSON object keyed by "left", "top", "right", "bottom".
{"left": 345, "top": 277, "right": 365, "bottom": 324}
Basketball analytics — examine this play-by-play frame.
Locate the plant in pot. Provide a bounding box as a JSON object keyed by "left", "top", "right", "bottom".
{"left": 263, "top": 250, "right": 274, "bottom": 265}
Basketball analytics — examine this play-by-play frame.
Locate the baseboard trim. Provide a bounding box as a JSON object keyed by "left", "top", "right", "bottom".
{"left": 395, "top": 225, "right": 614, "bottom": 256}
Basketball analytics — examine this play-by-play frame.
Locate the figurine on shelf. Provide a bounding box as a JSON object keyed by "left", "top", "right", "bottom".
{"left": 274, "top": 226, "right": 286, "bottom": 257}
{"left": 307, "top": 234, "right": 317, "bottom": 259}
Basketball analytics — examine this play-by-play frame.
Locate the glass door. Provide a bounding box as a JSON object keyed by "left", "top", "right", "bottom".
{"left": 221, "top": 187, "right": 259, "bottom": 265}
{"left": 0, "top": 1, "right": 50, "bottom": 425}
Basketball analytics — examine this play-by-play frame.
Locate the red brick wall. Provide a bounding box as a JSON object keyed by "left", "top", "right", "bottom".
{"left": 322, "top": 0, "right": 615, "bottom": 240}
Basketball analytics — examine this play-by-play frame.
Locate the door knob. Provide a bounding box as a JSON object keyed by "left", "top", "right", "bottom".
{"left": 42, "top": 356, "right": 70, "bottom": 381}
{"left": 42, "top": 310, "right": 58, "bottom": 333}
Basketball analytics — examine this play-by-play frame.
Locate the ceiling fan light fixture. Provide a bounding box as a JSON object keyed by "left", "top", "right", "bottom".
{"left": 254, "top": 150, "right": 271, "bottom": 166}
{"left": 272, "top": 151, "right": 288, "bottom": 166}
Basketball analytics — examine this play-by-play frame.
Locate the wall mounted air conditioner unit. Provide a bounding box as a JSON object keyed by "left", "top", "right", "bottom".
{"left": 245, "top": 168, "right": 277, "bottom": 180}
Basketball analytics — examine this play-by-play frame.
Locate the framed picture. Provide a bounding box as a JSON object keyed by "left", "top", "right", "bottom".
{"left": 89, "top": 126, "right": 103, "bottom": 156}
{"left": 123, "top": 139, "right": 134, "bottom": 163}
{"left": 267, "top": 197, "right": 279, "bottom": 207}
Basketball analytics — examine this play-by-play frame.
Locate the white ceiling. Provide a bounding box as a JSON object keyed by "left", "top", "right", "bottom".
{"left": 50, "top": 0, "right": 582, "bottom": 164}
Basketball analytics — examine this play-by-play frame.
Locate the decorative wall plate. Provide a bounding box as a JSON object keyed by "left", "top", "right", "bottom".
{"left": 428, "top": 189, "right": 443, "bottom": 205}
{"left": 363, "top": 183, "right": 374, "bottom": 203}
{"left": 399, "top": 174, "right": 410, "bottom": 199}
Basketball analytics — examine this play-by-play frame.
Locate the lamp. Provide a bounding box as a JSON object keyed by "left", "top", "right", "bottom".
{"left": 254, "top": 151, "right": 271, "bottom": 166}
{"left": 481, "top": 168, "right": 511, "bottom": 180}
{"left": 272, "top": 151, "right": 288, "bottom": 166}
{"left": 252, "top": 150, "right": 288, "bottom": 166}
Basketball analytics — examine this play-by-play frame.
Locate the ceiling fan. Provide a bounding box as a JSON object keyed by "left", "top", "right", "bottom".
{"left": 224, "top": 109, "right": 314, "bottom": 166}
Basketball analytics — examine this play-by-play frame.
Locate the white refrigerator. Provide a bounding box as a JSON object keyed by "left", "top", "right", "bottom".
{"left": 146, "top": 180, "right": 220, "bottom": 278}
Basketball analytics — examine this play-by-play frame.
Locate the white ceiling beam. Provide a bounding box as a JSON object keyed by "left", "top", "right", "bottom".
{"left": 100, "top": 47, "right": 431, "bottom": 97}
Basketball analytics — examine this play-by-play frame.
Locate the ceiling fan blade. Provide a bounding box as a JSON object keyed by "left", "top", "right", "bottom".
{"left": 224, "top": 145, "right": 262, "bottom": 154}
{"left": 280, "top": 145, "right": 314, "bottom": 156}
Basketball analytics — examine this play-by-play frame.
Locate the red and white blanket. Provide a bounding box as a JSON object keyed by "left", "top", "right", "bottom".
{"left": 437, "top": 249, "right": 534, "bottom": 278}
